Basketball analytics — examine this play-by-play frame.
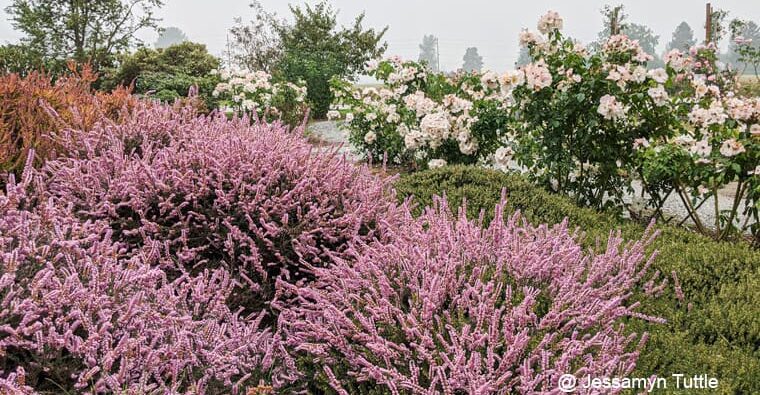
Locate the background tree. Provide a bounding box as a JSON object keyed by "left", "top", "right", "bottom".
{"left": 707, "top": 6, "right": 730, "bottom": 44}
{"left": 6, "top": 0, "right": 164, "bottom": 71}
{"left": 101, "top": 42, "right": 221, "bottom": 109}
{"left": 0, "top": 43, "right": 64, "bottom": 76}
{"left": 227, "top": 1, "right": 284, "bottom": 72}
{"left": 155, "top": 26, "right": 189, "bottom": 49}
{"left": 418, "top": 34, "right": 439, "bottom": 72}
{"left": 666, "top": 21, "right": 697, "bottom": 51}
{"left": 275, "top": 1, "right": 387, "bottom": 118}
{"left": 601, "top": 4, "right": 628, "bottom": 35}
{"left": 462, "top": 47, "right": 483, "bottom": 72}
{"left": 592, "top": 5, "right": 661, "bottom": 67}
{"left": 515, "top": 47, "right": 532, "bottom": 68}
{"left": 588, "top": 4, "right": 628, "bottom": 52}
{"left": 625, "top": 23, "right": 662, "bottom": 67}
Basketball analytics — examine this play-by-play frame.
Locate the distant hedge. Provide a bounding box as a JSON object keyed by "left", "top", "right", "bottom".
{"left": 395, "top": 165, "right": 760, "bottom": 394}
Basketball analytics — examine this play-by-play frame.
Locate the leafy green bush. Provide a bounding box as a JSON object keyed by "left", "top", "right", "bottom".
{"left": 0, "top": 43, "right": 66, "bottom": 76}
{"left": 276, "top": 1, "right": 387, "bottom": 119}
{"left": 101, "top": 42, "right": 221, "bottom": 110}
{"left": 395, "top": 165, "right": 760, "bottom": 393}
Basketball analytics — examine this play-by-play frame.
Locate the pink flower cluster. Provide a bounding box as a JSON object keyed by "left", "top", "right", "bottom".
{"left": 602, "top": 34, "right": 653, "bottom": 62}
{"left": 523, "top": 60, "right": 553, "bottom": 91}
{"left": 43, "top": 104, "right": 401, "bottom": 316}
{"left": 279, "top": 196, "right": 663, "bottom": 393}
{"left": 0, "top": 160, "right": 274, "bottom": 393}
{"left": 0, "top": 367, "right": 34, "bottom": 394}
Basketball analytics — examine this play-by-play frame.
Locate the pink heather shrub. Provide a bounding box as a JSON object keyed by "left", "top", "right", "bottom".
{"left": 43, "top": 104, "right": 401, "bottom": 318}
{"left": 0, "top": 367, "right": 34, "bottom": 394}
{"left": 278, "top": 196, "right": 663, "bottom": 394}
{"left": 0, "top": 164, "right": 273, "bottom": 393}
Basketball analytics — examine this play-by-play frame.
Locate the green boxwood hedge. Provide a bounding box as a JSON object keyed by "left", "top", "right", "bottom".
{"left": 395, "top": 165, "right": 760, "bottom": 394}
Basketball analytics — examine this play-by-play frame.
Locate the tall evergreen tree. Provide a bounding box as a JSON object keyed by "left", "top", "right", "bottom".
{"left": 418, "top": 34, "right": 439, "bottom": 72}
{"left": 516, "top": 47, "right": 531, "bottom": 68}
{"left": 462, "top": 47, "right": 483, "bottom": 72}
{"left": 155, "top": 27, "right": 189, "bottom": 49}
{"left": 666, "top": 22, "right": 697, "bottom": 51}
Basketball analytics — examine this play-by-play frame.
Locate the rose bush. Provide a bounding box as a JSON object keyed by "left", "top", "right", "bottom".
{"left": 329, "top": 57, "right": 511, "bottom": 168}
{"left": 504, "top": 12, "right": 683, "bottom": 212}
{"left": 212, "top": 68, "right": 308, "bottom": 127}
{"left": 331, "top": 10, "right": 759, "bottom": 242}
{"left": 634, "top": 44, "right": 759, "bottom": 243}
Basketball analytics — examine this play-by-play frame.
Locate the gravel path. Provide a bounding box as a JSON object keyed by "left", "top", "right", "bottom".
{"left": 307, "top": 120, "right": 755, "bottom": 231}
{"left": 307, "top": 120, "right": 359, "bottom": 161}
{"left": 625, "top": 181, "right": 752, "bottom": 231}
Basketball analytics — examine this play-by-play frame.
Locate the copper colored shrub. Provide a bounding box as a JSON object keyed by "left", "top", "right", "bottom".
{"left": 0, "top": 64, "right": 135, "bottom": 184}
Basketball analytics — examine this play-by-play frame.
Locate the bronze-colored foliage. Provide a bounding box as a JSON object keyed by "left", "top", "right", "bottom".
{"left": 0, "top": 63, "right": 136, "bottom": 185}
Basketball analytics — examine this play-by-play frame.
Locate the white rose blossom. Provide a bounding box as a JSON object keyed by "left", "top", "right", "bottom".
{"left": 647, "top": 68, "right": 668, "bottom": 84}
{"left": 519, "top": 30, "right": 543, "bottom": 47}
{"left": 633, "top": 138, "right": 650, "bottom": 150}
{"left": 480, "top": 71, "right": 500, "bottom": 91}
{"left": 523, "top": 60, "right": 553, "bottom": 91}
{"left": 494, "top": 146, "right": 514, "bottom": 167}
{"left": 537, "top": 10, "right": 563, "bottom": 34}
{"left": 719, "top": 139, "right": 745, "bottom": 157}
{"left": 647, "top": 86, "right": 669, "bottom": 106}
{"left": 598, "top": 95, "right": 629, "bottom": 121}
{"left": 428, "top": 159, "right": 447, "bottom": 169}
{"left": 364, "top": 131, "right": 377, "bottom": 144}
{"left": 690, "top": 139, "right": 712, "bottom": 157}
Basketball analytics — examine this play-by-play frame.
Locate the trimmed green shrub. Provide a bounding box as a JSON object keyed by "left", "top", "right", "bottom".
{"left": 395, "top": 165, "right": 760, "bottom": 393}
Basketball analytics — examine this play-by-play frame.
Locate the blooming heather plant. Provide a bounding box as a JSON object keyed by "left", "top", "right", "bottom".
{"left": 43, "top": 104, "right": 401, "bottom": 320}
{"left": 0, "top": 367, "right": 34, "bottom": 394}
{"left": 0, "top": 159, "right": 273, "bottom": 393}
{"left": 278, "top": 196, "right": 663, "bottom": 394}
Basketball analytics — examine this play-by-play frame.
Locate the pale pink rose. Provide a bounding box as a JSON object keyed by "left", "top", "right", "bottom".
{"left": 719, "top": 139, "right": 745, "bottom": 157}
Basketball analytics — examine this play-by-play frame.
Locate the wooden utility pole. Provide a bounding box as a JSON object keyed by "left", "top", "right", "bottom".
{"left": 705, "top": 3, "right": 713, "bottom": 44}
{"left": 611, "top": 7, "right": 619, "bottom": 35}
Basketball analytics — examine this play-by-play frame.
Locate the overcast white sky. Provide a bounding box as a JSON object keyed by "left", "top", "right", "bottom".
{"left": 0, "top": 0, "right": 758, "bottom": 72}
